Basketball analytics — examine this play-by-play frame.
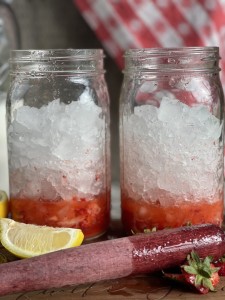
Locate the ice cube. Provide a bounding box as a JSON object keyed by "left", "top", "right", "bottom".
{"left": 158, "top": 97, "right": 188, "bottom": 123}
{"left": 78, "top": 87, "right": 94, "bottom": 104}
{"left": 14, "top": 106, "right": 42, "bottom": 131}
{"left": 139, "top": 81, "right": 158, "bottom": 93}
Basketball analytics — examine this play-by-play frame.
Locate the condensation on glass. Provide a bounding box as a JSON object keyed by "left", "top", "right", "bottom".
{"left": 120, "top": 47, "right": 224, "bottom": 234}
{"left": 7, "top": 49, "right": 111, "bottom": 239}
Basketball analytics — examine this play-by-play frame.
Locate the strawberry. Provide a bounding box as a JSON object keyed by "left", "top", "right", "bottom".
{"left": 214, "top": 256, "right": 225, "bottom": 276}
{"left": 181, "top": 251, "right": 220, "bottom": 294}
{"left": 163, "top": 251, "right": 220, "bottom": 294}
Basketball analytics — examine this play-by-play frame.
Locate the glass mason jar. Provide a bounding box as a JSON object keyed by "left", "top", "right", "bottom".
{"left": 120, "top": 47, "right": 224, "bottom": 234}
{"left": 7, "top": 49, "right": 111, "bottom": 239}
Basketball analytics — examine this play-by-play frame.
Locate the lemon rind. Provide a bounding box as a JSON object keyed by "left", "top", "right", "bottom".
{"left": 0, "top": 191, "right": 8, "bottom": 218}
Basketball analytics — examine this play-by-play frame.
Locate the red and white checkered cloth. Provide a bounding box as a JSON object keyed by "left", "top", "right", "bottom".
{"left": 74, "top": 0, "right": 225, "bottom": 88}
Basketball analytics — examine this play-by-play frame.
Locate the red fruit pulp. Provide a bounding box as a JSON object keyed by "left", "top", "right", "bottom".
{"left": 122, "top": 192, "right": 224, "bottom": 233}
{"left": 10, "top": 192, "right": 110, "bottom": 239}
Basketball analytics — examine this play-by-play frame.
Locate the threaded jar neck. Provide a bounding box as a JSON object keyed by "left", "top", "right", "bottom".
{"left": 10, "top": 49, "right": 105, "bottom": 76}
{"left": 124, "top": 47, "right": 220, "bottom": 74}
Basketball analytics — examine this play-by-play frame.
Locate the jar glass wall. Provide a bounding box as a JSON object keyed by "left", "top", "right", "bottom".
{"left": 7, "top": 49, "right": 111, "bottom": 239}
{"left": 120, "top": 47, "right": 224, "bottom": 234}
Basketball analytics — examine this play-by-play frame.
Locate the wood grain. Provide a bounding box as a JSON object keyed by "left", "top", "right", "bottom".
{"left": 1, "top": 275, "right": 225, "bottom": 300}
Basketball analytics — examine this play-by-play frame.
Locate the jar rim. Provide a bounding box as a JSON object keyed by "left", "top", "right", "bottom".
{"left": 9, "top": 49, "right": 106, "bottom": 76}
{"left": 123, "top": 47, "right": 220, "bottom": 74}
{"left": 10, "top": 49, "right": 104, "bottom": 61}
{"left": 124, "top": 47, "right": 219, "bottom": 57}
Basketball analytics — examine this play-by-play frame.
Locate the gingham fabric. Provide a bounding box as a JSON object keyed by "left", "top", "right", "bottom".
{"left": 74, "top": 0, "right": 225, "bottom": 87}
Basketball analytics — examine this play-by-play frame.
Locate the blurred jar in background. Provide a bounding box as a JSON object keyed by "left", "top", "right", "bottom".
{"left": 120, "top": 47, "right": 224, "bottom": 234}
{"left": 0, "top": 19, "right": 10, "bottom": 197}
{"left": 0, "top": 1, "right": 20, "bottom": 197}
{"left": 7, "top": 49, "right": 111, "bottom": 239}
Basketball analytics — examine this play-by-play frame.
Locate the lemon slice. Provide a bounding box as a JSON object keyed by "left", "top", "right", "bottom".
{"left": 0, "top": 218, "right": 84, "bottom": 258}
{"left": 0, "top": 190, "right": 8, "bottom": 218}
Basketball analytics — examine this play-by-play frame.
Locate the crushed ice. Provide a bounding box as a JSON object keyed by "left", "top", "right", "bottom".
{"left": 123, "top": 97, "right": 223, "bottom": 204}
{"left": 8, "top": 88, "right": 106, "bottom": 200}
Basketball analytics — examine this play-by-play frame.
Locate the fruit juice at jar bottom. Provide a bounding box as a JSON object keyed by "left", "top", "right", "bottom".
{"left": 121, "top": 193, "right": 224, "bottom": 234}
{"left": 10, "top": 193, "right": 110, "bottom": 239}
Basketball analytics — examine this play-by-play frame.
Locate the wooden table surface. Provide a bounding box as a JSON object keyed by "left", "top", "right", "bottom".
{"left": 1, "top": 274, "right": 225, "bottom": 300}
{"left": 0, "top": 219, "right": 225, "bottom": 300}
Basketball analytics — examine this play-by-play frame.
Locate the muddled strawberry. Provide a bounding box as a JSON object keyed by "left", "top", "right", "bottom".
{"left": 122, "top": 193, "right": 223, "bottom": 234}
{"left": 213, "top": 256, "right": 225, "bottom": 276}
{"left": 9, "top": 192, "right": 110, "bottom": 239}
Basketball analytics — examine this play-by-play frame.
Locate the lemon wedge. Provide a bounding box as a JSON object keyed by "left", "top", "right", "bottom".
{"left": 0, "top": 218, "right": 84, "bottom": 258}
{"left": 0, "top": 190, "right": 8, "bottom": 218}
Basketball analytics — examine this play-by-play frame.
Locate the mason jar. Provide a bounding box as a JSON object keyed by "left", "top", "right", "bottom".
{"left": 7, "top": 49, "right": 111, "bottom": 239}
{"left": 120, "top": 47, "right": 224, "bottom": 234}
